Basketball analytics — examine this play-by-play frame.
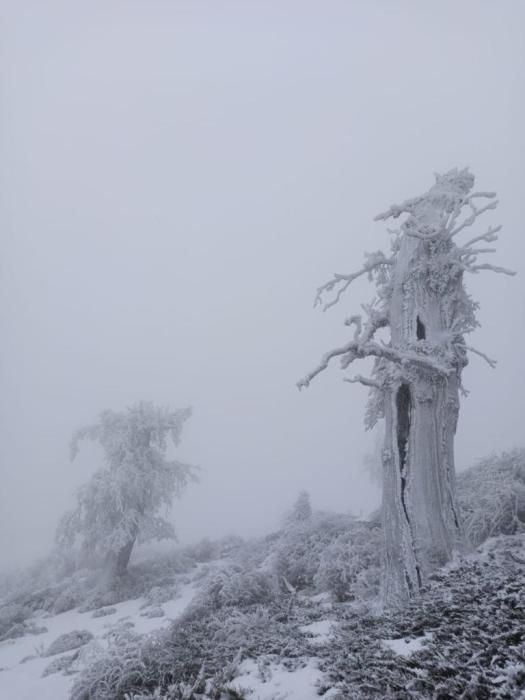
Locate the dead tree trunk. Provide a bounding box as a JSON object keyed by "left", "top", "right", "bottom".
{"left": 381, "top": 233, "right": 464, "bottom": 603}
{"left": 299, "top": 168, "right": 515, "bottom": 606}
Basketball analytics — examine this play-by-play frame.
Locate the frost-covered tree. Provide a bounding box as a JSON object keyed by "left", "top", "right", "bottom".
{"left": 287, "top": 490, "right": 312, "bottom": 525}
{"left": 56, "top": 401, "right": 198, "bottom": 577}
{"left": 299, "top": 169, "right": 514, "bottom": 605}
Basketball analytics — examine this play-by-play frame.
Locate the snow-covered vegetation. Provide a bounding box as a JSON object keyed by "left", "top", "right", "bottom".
{"left": 2, "top": 456, "right": 525, "bottom": 699}
{"left": 56, "top": 402, "right": 198, "bottom": 578}
{"left": 457, "top": 448, "right": 525, "bottom": 546}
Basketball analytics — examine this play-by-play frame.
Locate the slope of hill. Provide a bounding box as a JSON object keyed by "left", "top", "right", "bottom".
{"left": 1, "top": 491, "right": 524, "bottom": 700}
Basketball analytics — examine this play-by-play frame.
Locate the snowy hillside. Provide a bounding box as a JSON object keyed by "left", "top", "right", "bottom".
{"left": 1, "top": 521, "right": 524, "bottom": 699}
{"left": 0, "top": 562, "right": 205, "bottom": 700}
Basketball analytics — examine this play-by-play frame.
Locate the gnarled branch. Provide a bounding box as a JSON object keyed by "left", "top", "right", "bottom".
{"left": 465, "top": 345, "right": 497, "bottom": 369}
{"left": 466, "top": 263, "right": 516, "bottom": 276}
{"left": 450, "top": 199, "right": 498, "bottom": 238}
{"left": 315, "top": 251, "right": 393, "bottom": 311}
{"left": 298, "top": 337, "right": 451, "bottom": 389}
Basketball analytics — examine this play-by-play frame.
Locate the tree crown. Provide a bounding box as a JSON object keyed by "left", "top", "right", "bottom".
{"left": 56, "top": 401, "right": 198, "bottom": 563}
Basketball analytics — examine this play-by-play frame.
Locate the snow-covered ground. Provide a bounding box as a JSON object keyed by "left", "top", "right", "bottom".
{"left": 225, "top": 615, "right": 337, "bottom": 699}
{"left": 0, "top": 569, "right": 338, "bottom": 700}
{"left": 0, "top": 577, "right": 198, "bottom": 700}
{"left": 381, "top": 632, "right": 433, "bottom": 657}
{"left": 230, "top": 657, "right": 324, "bottom": 700}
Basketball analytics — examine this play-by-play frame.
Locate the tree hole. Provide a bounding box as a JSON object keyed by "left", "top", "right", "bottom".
{"left": 396, "top": 383, "right": 411, "bottom": 471}
{"left": 416, "top": 316, "right": 426, "bottom": 340}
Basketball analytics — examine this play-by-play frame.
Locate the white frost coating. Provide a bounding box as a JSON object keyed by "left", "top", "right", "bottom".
{"left": 299, "top": 619, "right": 336, "bottom": 646}
{"left": 230, "top": 657, "right": 323, "bottom": 700}
{"left": 56, "top": 402, "right": 198, "bottom": 577}
{"left": 0, "top": 576, "right": 199, "bottom": 700}
{"left": 381, "top": 632, "right": 433, "bottom": 657}
{"left": 299, "top": 168, "right": 515, "bottom": 606}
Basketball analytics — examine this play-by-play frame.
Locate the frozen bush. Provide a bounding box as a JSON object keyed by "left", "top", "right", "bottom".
{"left": 42, "top": 651, "right": 78, "bottom": 677}
{"left": 314, "top": 523, "right": 382, "bottom": 601}
{"left": 141, "top": 584, "right": 178, "bottom": 609}
{"left": 457, "top": 448, "right": 525, "bottom": 546}
{"left": 71, "top": 597, "right": 310, "bottom": 700}
{"left": 52, "top": 590, "right": 78, "bottom": 614}
{"left": 192, "top": 565, "right": 279, "bottom": 613}
{"left": 272, "top": 512, "right": 358, "bottom": 590}
{"left": 183, "top": 538, "right": 220, "bottom": 563}
{"left": 0, "top": 603, "right": 31, "bottom": 639}
{"left": 44, "top": 629, "right": 94, "bottom": 657}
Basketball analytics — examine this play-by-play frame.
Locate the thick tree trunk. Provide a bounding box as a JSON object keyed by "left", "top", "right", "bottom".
{"left": 381, "top": 235, "right": 464, "bottom": 605}
{"left": 105, "top": 526, "right": 138, "bottom": 579}
{"left": 115, "top": 536, "right": 137, "bottom": 576}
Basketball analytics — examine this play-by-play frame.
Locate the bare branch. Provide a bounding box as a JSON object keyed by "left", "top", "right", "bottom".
{"left": 450, "top": 200, "right": 498, "bottom": 238}
{"left": 465, "top": 345, "right": 497, "bottom": 369}
{"left": 315, "top": 252, "right": 393, "bottom": 311}
{"left": 463, "top": 225, "right": 501, "bottom": 248}
{"left": 374, "top": 195, "right": 425, "bottom": 221}
{"left": 297, "top": 340, "right": 359, "bottom": 389}
{"left": 344, "top": 314, "right": 362, "bottom": 341}
{"left": 467, "top": 263, "right": 516, "bottom": 276}
{"left": 464, "top": 191, "right": 497, "bottom": 202}
{"left": 298, "top": 337, "right": 451, "bottom": 389}
{"left": 344, "top": 374, "right": 382, "bottom": 390}
{"left": 372, "top": 342, "right": 453, "bottom": 375}
{"left": 459, "top": 248, "right": 497, "bottom": 257}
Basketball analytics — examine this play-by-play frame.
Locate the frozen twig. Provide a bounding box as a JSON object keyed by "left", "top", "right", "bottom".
{"left": 465, "top": 345, "right": 497, "bottom": 369}
{"left": 450, "top": 200, "right": 498, "bottom": 238}
{"left": 462, "top": 225, "right": 501, "bottom": 248}
{"left": 467, "top": 263, "right": 516, "bottom": 276}
{"left": 315, "top": 252, "right": 393, "bottom": 311}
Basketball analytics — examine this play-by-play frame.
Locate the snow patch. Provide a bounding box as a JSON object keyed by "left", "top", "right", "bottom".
{"left": 0, "top": 576, "right": 199, "bottom": 699}
{"left": 381, "top": 632, "right": 433, "bottom": 657}
{"left": 230, "top": 657, "right": 324, "bottom": 700}
{"left": 300, "top": 620, "right": 336, "bottom": 645}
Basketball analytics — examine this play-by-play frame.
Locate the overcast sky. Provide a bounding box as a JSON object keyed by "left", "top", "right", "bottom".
{"left": 1, "top": 1, "right": 524, "bottom": 569}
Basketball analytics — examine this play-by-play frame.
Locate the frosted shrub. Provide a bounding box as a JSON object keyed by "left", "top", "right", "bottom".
{"left": 314, "top": 524, "right": 382, "bottom": 601}
{"left": 183, "top": 537, "right": 220, "bottom": 563}
{"left": 272, "top": 512, "right": 357, "bottom": 590}
{"left": 457, "top": 448, "right": 525, "bottom": 546}
{"left": 192, "top": 565, "right": 279, "bottom": 612}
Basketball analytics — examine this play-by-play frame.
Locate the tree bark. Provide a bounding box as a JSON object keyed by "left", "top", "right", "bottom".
{"left": 381, "top": 234, "right": 464, "bottom": 605}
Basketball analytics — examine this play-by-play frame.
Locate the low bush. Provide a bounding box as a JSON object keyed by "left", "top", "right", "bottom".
{"left": 457, "top": 448, "right": 525, "bottom": 546}
{"left": 314, "top": 523, "right": 382, "bottom": 601}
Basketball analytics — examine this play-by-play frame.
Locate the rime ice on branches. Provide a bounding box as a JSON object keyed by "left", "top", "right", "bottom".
{"left": 299, "top": 168, "right": 515, "bottom": 605}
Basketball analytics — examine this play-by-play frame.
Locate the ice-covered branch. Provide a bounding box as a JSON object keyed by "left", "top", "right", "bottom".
{"left": 298, "top": 336, "right": 451, "bottom": 389}
{"left": 314, "top": 251, "right": 393, "bottom": 311}
{"left": 297, "top": 340, "right": 361, "bottom": 388}
{"left": 465, "top": 191, "right": 497, "bottom": 202}
{"left": 454, "top": 222, "right": 515, "bottom": 276}
{"left": 463, "top": 225, "right": 501, "bottom": 248}
{"left": 460, "top": 248, "right": 497, "bottom": 258}
{"left": 450, "top": 199, "right": 498, "bottom": 238}
{"left": 465, "top": 345, "right": 497, "bottom": 369}
{"left": 344, "top": 374, "right": 382, "bottom": 390}
{"left": 374, "top": 196, "right": 425, "bottom": 222}
{"left": 466, "top": 263, "right": 516, "bottom": 276}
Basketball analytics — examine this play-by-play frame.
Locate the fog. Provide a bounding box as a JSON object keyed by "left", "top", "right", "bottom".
{"left": 1, "top": 0, "right": 524, "bottom": 570}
